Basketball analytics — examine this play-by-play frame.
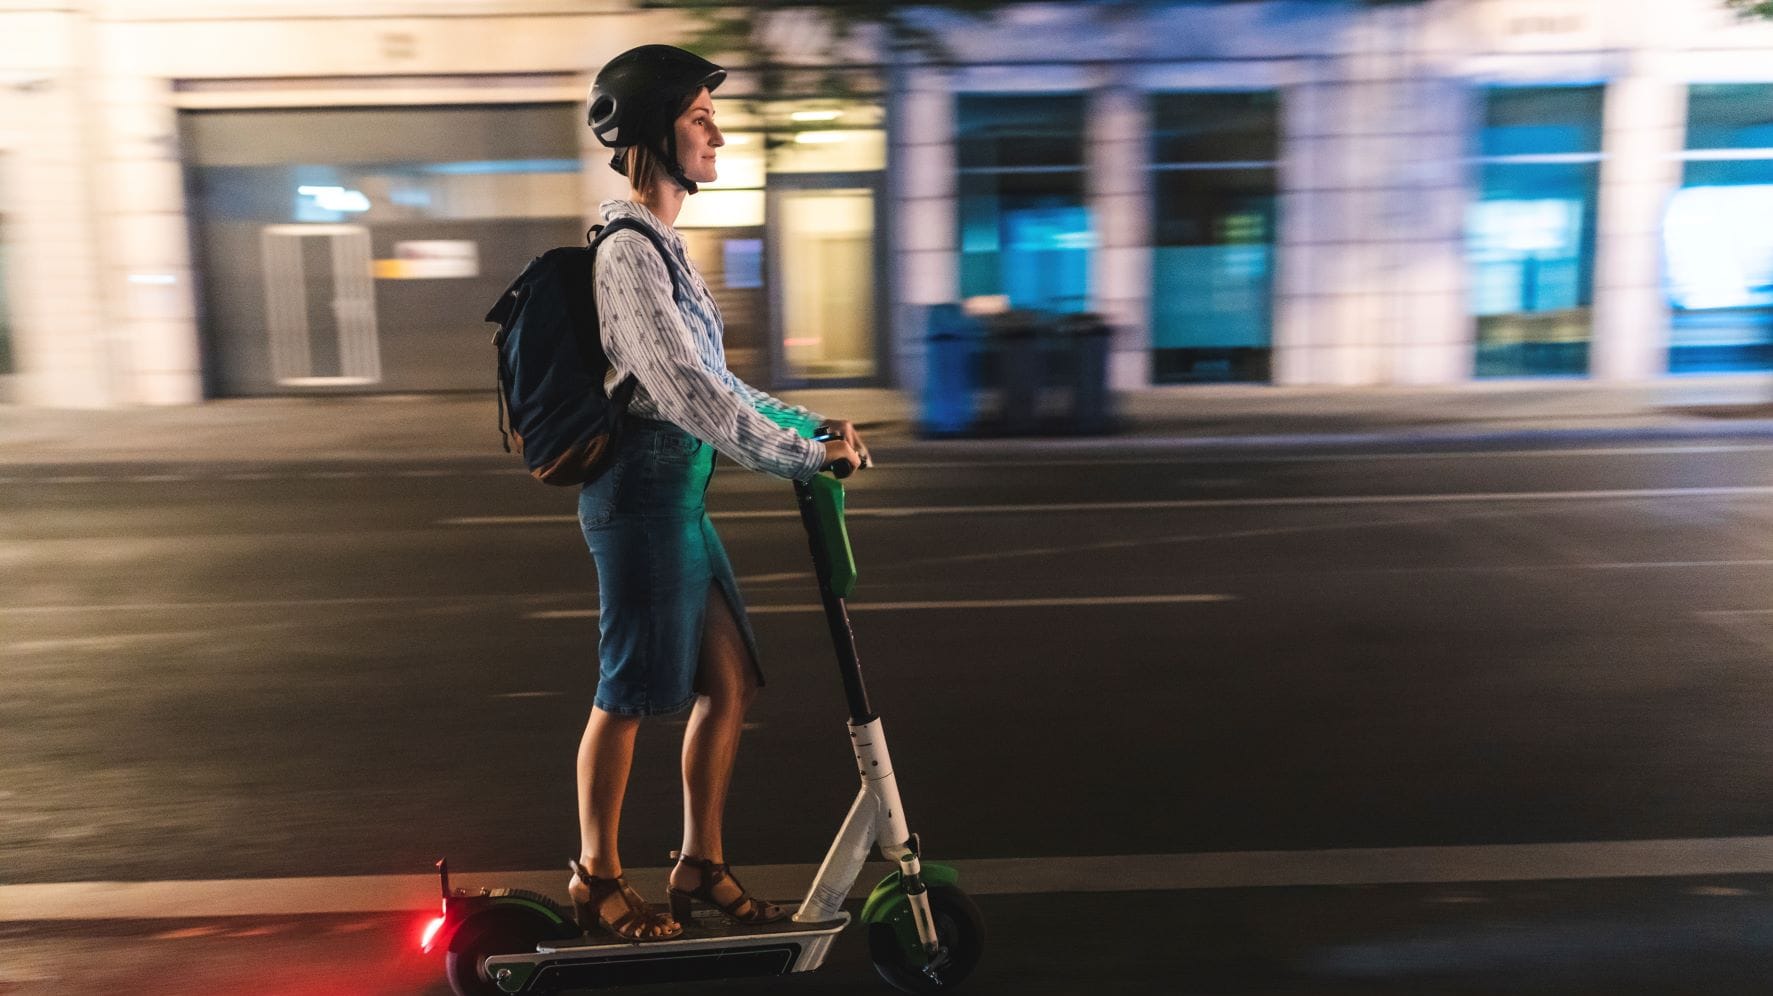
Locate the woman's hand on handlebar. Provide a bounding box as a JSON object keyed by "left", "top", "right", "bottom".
{"left": 822, "top": 419, "right": 872, "bottom": 470}
{"left": 822, "top": 438, "right": 862, "bottom": 478}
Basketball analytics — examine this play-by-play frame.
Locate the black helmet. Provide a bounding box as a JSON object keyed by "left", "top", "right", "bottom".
{"left": 589, "top": 44, "right": 726, "bottom": 194}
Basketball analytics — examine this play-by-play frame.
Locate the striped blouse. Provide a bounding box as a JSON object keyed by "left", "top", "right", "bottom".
{"left": 594, "top": 199, "right": 827, "bottom": 481}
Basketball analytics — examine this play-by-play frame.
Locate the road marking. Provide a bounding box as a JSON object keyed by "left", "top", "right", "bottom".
{"left": 860, "top": 443, "right": 1773, "bottom": 470}
{"left": 525, "top": 594, "right": 1234, "bottom": 620}
{"left": 737, "top": 571, "right": 811, "bottom": 584}
{"left": 441, "top": 485, "right": 1773, "bottom": 528}
{"left": 0, "top": 595, "right": 547, "bottom": 616}
{"left": 1685, "top": 885, "right": 1755, "bottom": 897}
{"left": 9, "top": 836, "right": 1773, "bottom": 919}
{"left": 491, "top": 691, "right": 564, "bottom": 699}
{"left": 1697, "top": 608, "right": 1773, "bottom": 616}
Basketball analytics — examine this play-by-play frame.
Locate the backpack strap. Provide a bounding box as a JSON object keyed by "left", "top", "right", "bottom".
{"left": 590, "top": 217, "right": 682, "bottom": 300}
{"left": 588, "top": 216, "right": 682, "bottom": 402}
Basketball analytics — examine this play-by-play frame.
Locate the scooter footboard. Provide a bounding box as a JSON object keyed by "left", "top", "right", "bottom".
{"left": 483, "top": 916, "right": 848, "bottom": 992}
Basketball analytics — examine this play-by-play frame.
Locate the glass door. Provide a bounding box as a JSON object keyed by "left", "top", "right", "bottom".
{"left": 260, "top": 224, "right": 382, "bottom": 387}
{"left": 766, "top": 173, "right": 884, "bottom": 385}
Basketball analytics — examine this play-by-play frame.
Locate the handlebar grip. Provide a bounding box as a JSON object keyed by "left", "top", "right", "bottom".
{"left": 824, "top": 458, "right": 855, "bottom": 480}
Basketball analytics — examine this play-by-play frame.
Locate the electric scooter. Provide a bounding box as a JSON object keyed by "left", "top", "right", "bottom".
{"left": 423, "top": 456, "right": 985, "bottom": 994}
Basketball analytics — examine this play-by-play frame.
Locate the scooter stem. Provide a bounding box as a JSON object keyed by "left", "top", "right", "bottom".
{"left": 794, "top": 476, "right": 874, "bottom": 723}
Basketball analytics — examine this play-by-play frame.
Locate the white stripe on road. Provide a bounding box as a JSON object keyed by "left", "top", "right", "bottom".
{"left": 860, "top": 443, "right": 1773, "bottom": 470}
{"left": 0, "top": 595, "right": 489, "bottom": 615}
{"left": 8, "top": 836, "right": 1773, "bottom": 920}
{"left": 525, "top": 594, "right": 1234, "bottom": 620}
{"left": 441, "top": 485, "right": 1773, "bottom": 527}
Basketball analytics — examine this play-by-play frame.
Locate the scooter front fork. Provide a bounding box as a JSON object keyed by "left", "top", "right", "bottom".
{"left": 881, "top": 837, "right": 942, "bottom": 958}
{"left": 853, "top": 717, "right": 941, "bottom": 957}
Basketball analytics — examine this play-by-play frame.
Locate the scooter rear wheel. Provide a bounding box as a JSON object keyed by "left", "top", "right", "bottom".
{"left": 867, "top": 884, "right": 985, "bottom": 993}
{"left": 446, "top": 906, "right": 552, "bottom": 996}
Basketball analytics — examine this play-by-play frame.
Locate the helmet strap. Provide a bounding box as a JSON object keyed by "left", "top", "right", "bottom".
{"left": 662, "top": 129, "right": 698, "bottom": 195}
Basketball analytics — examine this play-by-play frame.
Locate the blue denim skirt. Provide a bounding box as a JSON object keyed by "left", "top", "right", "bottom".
{"left": 578, "top": 418, "right": 764, "bottom": 716}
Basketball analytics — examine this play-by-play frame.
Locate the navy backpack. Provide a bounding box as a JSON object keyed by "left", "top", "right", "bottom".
{"left": 486, "top": 219, "right": 677, "bottom": 485}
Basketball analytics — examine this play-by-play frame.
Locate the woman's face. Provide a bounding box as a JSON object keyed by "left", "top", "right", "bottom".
{"left": 674, "top": 87, "right": 724, "bottom": 185}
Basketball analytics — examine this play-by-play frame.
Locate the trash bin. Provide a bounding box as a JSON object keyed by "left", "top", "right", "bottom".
{"left": 1054, "top": 312, "right": 1115, "bottom": 434}
{"left": 920, "top": 303, "right": 980, "bottom": 437}
{"left": 985, "top": 310, "right": 1046, "bottom": 435}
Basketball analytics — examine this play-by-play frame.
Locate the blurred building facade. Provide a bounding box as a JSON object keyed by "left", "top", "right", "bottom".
{"left": 0, "top": 0, "right": 1770, "bottom": 406}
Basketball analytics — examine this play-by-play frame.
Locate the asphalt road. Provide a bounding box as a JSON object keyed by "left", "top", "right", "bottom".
{"left": 4, "top": 435, "right": 1773, "bottom": 992}
{"left": 8, "top": 876, "right": 1773, "bottom": 995}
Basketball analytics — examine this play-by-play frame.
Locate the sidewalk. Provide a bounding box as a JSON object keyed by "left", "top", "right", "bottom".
{"left": 1, "top": 375, "right": 1771, "bottom": 465}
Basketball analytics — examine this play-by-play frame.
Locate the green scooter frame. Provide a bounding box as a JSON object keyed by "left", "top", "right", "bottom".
{"left": 424, "top": 467, "right": 985, "bottom": 994}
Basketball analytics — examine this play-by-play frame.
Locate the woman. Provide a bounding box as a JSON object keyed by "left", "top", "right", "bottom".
{"left": 569, "top": 44, "right": 870, "bottom": 942}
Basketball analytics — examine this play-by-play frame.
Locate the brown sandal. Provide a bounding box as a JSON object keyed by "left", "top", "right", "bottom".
{"left": 568, "top": 860, "right": 683, "bottom": 942}
{"left": 667, "top": 851, "right": 788, "bottom": 926}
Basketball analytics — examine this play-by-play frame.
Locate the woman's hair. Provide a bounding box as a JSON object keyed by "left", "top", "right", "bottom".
{"left": 624, "top": 143, "right": 667, "bottom": 196}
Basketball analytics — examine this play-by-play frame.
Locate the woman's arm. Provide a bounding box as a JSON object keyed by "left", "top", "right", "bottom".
{"left": 720, "top": 370, "right": 825, "bottom": 437}
{"left": 596, "top": 232, "right": 826, "bottom": 481}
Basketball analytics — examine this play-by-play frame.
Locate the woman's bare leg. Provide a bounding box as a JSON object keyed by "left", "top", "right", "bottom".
{"left": 576, "top": 706, "right": 641, "bottom": 878}
{"left": 570, "top": 707, "right": 680, "bottom": 937}
{"left": 672, "top": 584, "right": 784, "bottom": 919}
{"left": 678, "top": 585, "right": 757, "bottom": 866}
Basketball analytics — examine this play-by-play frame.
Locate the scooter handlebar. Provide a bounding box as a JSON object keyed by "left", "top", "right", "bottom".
{"left": 813, "top": 426, "right": 856, "bottom": 479}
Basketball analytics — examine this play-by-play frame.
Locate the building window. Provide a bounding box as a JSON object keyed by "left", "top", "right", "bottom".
{"left": 1467, "top": 85, "right": 1604, "bottom": 378}
{"left": 1149, "top": 90, "right": 1278, "bottom": 384}
{"left": 676, "top": 96, "right": 887, "bottom": 386}
{"left": 1665, "top": 84, "right": 1773, "bottom": 373}
{"left": 181, "top": 104, "right": 583, "bottom": 396}
{"left": 956, "top": 95, "right": 1091, "bottom": 313}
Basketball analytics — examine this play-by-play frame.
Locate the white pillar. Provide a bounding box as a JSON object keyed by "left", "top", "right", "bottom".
{"left": 1590, "top": 62, "right": 1684, "bottom": 382}
{"left": 90, "top": 62, "right": 202, "bottom": 405}
{"left": 888, "top": 66, "right": 957, "bottom": 397}
{"left": 1087, "top": 81, "right": 1152, "bottom": 389}
{"left": 1, "top": 9, "right": 112, "bottom": 407}
{"left": 1275, "top": 0, "right": 1473, "bottom": 387}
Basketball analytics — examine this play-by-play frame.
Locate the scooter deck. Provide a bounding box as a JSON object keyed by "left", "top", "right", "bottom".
{"left": 485, "top": 913, "right": 850, "bottom": 992}
{"left": 540, "top": 910, "right": 847, "bottom": 951}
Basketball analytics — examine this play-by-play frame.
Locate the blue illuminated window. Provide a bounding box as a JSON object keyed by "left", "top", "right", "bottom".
{"left": 1468, "top": 86, "right": 1603, "bottom": 378}
{"left": 1150, "top": 91, "right": 1278, "bottom": 384}
{"left": 1665, "top": 84, "right": 1773, "bottom": 373}
{"left": 956, "top": 95, "right": 1092, "bottom": 313}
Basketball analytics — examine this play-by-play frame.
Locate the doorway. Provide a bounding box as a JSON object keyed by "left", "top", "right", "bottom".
{"left": 260, "top": 224, "right": 382, "bottom": 386}
{"left": 766, "top": 173, "right": 886, "bottom": 386}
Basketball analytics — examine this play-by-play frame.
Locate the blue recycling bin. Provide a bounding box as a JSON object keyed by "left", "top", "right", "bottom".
{"left": 920, "top": 303, "right": 980, "bottom": 436}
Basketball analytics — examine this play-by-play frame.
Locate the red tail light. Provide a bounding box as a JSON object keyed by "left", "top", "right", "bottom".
{"left": 420, "top": 914, "right": 447, "bottom": 952}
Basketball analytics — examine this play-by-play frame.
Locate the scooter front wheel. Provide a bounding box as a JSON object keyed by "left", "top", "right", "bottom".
{"left": 446, "top": 905, "right": 553, "bottom": 996}
{"left": 867, "top": 884, "right": 985, "bottom": 992}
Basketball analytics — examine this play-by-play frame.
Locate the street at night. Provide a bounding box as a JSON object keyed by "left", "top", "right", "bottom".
{"left": 5, "top": 432, "right": 1773, "bottom": 993}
